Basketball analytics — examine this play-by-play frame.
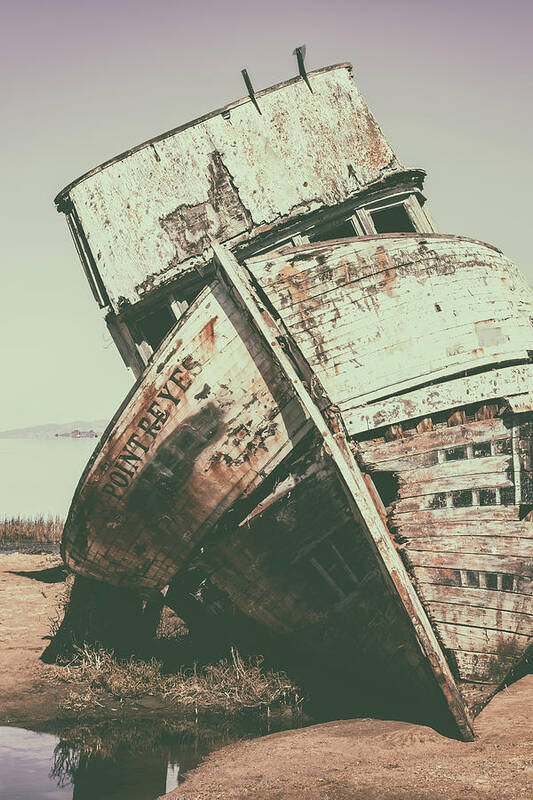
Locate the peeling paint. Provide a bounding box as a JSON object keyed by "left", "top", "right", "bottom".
{"left": 56, "top": 65, "right": 402, "bottom": 312}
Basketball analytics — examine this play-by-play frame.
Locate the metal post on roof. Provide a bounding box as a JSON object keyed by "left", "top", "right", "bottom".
{"left": 293, "top": 45, "right": 312, "bottom": 92}
{"left": 241, "top": 68, "right": 261, "bottom": 114}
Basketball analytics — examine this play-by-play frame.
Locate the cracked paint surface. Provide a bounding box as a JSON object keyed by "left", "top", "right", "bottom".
{"left": 57, "top": 65, "right": 402, "bottom": 311}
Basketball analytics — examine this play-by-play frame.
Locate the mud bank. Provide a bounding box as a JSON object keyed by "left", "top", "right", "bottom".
{"left": 160, "top": 673, "right": 532, "bottom": 799}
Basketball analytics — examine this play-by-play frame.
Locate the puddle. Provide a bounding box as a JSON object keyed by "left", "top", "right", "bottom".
{"left": 0, "top": 714, "right": 307, "bottom": 799}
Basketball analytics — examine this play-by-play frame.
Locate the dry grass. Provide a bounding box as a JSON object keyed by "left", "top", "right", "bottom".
{"left": 59, "top": 644, "right": 302, "bottom": 716}
{"left": 0, "top": 514, "right": 63, "bottom": 543}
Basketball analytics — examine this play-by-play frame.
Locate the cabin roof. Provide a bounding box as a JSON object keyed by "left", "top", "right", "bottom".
{"left": 55, "top": 62, "right": 405, "bottom": 312}
{"left": 55, "top": 62, "right": 352, "bottom": 204}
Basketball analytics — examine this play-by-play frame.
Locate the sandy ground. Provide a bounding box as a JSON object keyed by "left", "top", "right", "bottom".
{"left": 0, "top": 552, "right": 70, "bottom": 725}
{"left": 1, "top": 553, "right": 531, "bottom": 798}
{"left": 161, "top": 675, "right": 533, "bottom": 799}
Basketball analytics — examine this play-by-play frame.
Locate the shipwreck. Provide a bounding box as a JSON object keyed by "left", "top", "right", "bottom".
{"left": 54, "top": 55, "right": 532, "bottom": 740}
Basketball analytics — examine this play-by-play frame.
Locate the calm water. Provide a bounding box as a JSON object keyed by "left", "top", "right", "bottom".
{"left": 0, "top": 716, "right": 303, "bottom": 799}
{"left": 0, "top": 439, "right": 97, "bottom": 518}
{"left": 0, "top": 726, "right": 182, "bottom": 799}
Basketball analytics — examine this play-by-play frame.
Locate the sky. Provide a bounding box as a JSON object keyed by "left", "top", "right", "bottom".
{"left": 1, "top": 0, "right": 531, "bottom": 430}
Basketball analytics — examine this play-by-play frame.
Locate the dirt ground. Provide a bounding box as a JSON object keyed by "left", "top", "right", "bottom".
{"left": 0, "top": 552, "right": 69, "bottom": 725}
{"left": 0, "top": 551, "right": 174, "bottom": 726}
{"left": 1, "top": 553, "right": 531, "bottom": 799}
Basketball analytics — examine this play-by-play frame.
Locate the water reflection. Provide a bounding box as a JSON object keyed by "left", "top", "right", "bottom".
{"left": 0, "top": 713, "right": 306, "bottom": 799}
{"left": 52, "top": 743, "right": 174, "bottom": 799}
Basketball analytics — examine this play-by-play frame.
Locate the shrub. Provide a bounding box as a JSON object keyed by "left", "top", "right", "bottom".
{"left": 60, "top": 644, "right": 302, "bottom": 715}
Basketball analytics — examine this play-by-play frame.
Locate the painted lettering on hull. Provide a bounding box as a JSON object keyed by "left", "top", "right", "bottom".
{"left": 102, "top": 355, "right": 201, "bottom": 500}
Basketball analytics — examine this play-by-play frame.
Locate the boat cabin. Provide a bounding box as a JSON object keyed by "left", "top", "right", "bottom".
{"left": 55, "top": 63, "right": 436, "bottom": 376}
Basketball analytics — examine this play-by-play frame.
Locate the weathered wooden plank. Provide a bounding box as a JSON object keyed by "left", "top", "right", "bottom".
{"left": 283, "top": 291, "right": 529, "bottom": 343}
{"left": 393, "top": 494, "right": 486, "bottom": 513}
{"left": 398, "top": 455, "right": 511, "bottom": 488}
{"left": 391, "top": 505, "right": 521, "bottom": 525}
{"left": 296, "top": 315, "right": 531, "bottom": 381}
{"left": 508, "top": 392, "right": 533, "bottom": 413}
{"left": 426, "top": 601, "right": 533, "bottom": 636}
{"left": 403, "top": 536, "right": 533, "bottom": 559}
{"left": 327, "top": 339, "right": 531, "bottom": 410}
{"left": 276, "top": 264, "right": 532, "bottom": 331}
{"left": 215, "top": 242, "right": 475, "bottom": 741}
{"left": 419, "top": 584, "right": 533, "bottom": 615}
{"left": 395, "top": 520, "right": 533, "bottom": 539}
{"left": 397, "top": 472, "right": 512, "bottom": 500}
{"left": 360, "top": 448, "right": 442, "bottom": 473}
{"left": 412, "top": 567, "right": 533, "bottom": 596}
{"left": 268, "top": 261, "right": 530, "bottom": 349}
{"left": 285, "top": 289, "right": 529, "bottom": 343}
{"left": 434, "top": 621, "right": 530, "bottom": 654}
{"left": 357, "top": 418, "right": 512, "bottom": 466}
{"left": 342, "top": 364, "right": 533, "bottom": 435}
{"left": 255, "top": 239, "right": 523, "bottom": 308}
{"left": 457, "top": 682, "right": 499, "bottom": 714}
{"left": 319, "top": 355, "right": 531, "bottom": 427}
{"left": 404, "top": 550, "right": 533, "bottom": 576}
{"left": 310, "top": 310, "right": 532, "bottom": 382}
{"left": 453, "top": 651, "right": 516, "bottom": 684}
{"left": 392, "top": 495, "right": 458, "bottom": 513}
{"left": 282, "top": 291, "right": 531, "bottom": 366}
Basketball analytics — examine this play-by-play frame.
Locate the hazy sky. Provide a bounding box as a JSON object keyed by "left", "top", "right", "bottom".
{"left": 1, "top": 0, "right": 531, "bottom": 430}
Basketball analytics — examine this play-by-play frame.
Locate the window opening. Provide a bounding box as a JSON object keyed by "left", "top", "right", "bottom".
{"left": 308, "top": 218, "right": 357, "bottom": 243}
{"left": 136, "top": 305, "right": 176, "bottom": 351}
{"left": 370, "top": 203, "right": 416, "bottom": 234}
{"left": 486, "top": 573, "right": 498, "bottom": 590}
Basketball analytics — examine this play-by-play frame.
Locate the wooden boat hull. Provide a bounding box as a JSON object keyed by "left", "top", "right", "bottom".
{"left": 63, "top": 280, "right": 311, "bottom": 590}
{"left": 195, "top": 411, "right": 532, "bottom": 722}
{"left": 358, "top": 413, "right": 533, "bottom": 715}
{"left": 63, "top": 233, "right": 532, "bottom": 735}
{"left": 235, "top": 233, "right": 533, "bottom": 719}
{"left": 192, "top": 439, "right": 465, "bottom": 729}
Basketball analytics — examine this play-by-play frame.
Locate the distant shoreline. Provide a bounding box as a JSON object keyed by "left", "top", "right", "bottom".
{"left": 0, "top": 420, "right": 108, "bottom": 441}
{"left": 54, "top": 429, "right": 99, "bottom": 439}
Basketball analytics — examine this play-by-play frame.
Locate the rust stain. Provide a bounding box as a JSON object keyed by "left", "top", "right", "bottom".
{"left": 278, "top": 262, "right": 308, "bottom": 305}
{"left": 200, "top": 315, "right": 218, "bottom": 344}
{"left": 375, "top": 246, "right": 396, "bottom": 297}
{"left": 196, "top": 316, "right": 219, "bottom": 359}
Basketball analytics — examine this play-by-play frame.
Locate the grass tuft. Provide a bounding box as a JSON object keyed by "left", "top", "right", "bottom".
{"left": 59, "top": 644, "right": 302, "bottom": 716}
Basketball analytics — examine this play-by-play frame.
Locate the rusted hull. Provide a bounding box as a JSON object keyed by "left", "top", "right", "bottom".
{"left": 195, "top": 407, "right": 532, "bottom": 722}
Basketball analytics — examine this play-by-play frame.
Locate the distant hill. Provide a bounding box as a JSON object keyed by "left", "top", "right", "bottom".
{"left": 0, "top": 420, "right": 109, "bottom": 440}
